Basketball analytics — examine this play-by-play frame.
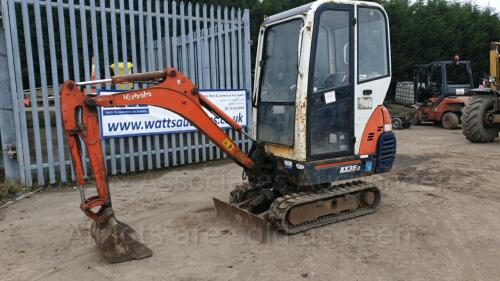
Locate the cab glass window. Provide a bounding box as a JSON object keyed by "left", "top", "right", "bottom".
{"left": 259, "top": 19, "right": 303, "bottom": 103}
{"left": 257, "top": 19, "right": 303, "bottom": 146}
{"left": 358, "top": 7, "right": 389, "bottom": 82}
{"left": 446, "top": 63, "right": 470, "bottom": 85}
{"left": 311, "top": 10, "right": 350, "bottom": 93}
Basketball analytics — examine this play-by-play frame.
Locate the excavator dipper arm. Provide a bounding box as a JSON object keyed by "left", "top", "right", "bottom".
{"left": 60, "top": 68, "right": 254, "bottom": 262}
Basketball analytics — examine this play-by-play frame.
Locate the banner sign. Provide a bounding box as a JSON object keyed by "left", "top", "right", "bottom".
{"left": 98, "top": 89, "right": 248, "bottom": 139}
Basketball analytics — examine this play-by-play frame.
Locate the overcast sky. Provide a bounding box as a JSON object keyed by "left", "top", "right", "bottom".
{"left": 463, "top": 0, "right": 500, "bottom": 11}
{"left": 407, "top": 0, "right": 499, "bottom": 12}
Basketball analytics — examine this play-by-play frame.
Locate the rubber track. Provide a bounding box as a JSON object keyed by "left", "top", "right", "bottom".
{"left": 461, "top": 96, "right": 498, "bottom": 143}
{"left": 267, "top": 181, "right": 380, "bottom": 234}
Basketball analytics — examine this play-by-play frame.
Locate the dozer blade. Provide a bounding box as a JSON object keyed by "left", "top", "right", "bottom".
{"left": 213, "top": 198, "right": 271, "bottom": 243}
{"left": 91, "top": 208, "right": 153, "bottom": 263}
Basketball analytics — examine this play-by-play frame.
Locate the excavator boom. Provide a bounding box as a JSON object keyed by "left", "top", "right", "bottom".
{"left": 60, "top": 68, "right": 255, "bottom": 262}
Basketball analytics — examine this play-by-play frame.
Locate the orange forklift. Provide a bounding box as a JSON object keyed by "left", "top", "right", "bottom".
{"left": 411, "top": 56, "right": 474, "bottom": 129}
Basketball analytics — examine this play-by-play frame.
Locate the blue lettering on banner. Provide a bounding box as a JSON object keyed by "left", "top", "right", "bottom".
{"left": 98, "top": 89, "right": 248, "bottom": 139}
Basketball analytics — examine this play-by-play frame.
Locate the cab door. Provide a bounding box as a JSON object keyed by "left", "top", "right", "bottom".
{"left": 256, "top": 19, "right": 304, "bottom": 147}
{"left": 307, "top": 4, "right": 354, "bottom": 160}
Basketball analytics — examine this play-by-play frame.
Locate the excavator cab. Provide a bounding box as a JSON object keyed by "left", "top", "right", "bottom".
{"left": 60, "top": 0, "right": 395, "bottom": 263}
{"left": 219, "top": 1, "right": 395, "bottom": 236}
{"left": 250, "top": 1, "right": 394, "bottom": 186}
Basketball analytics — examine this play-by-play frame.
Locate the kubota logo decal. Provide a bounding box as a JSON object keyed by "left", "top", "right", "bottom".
{"left": 123, "top": 91, "right": 152, "bottom": 101}
{"left": 339, "top": 165, "right": 361, "bottom": 174}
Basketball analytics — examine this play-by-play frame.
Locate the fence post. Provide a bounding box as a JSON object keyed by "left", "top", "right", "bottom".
{"left": 0, "top": 6, "right": 21, "bottom": 183}
{"left": 242, "top": 9, "right": 253, "bottom": 141}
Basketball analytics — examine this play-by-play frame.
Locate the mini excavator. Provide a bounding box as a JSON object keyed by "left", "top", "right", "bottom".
{"left": 60, "top": 0, "right": 396, "bottom": 263}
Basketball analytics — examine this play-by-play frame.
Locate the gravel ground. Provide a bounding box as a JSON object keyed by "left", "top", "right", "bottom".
{"left": 1, "top": 125, "right": 500, "bottom": 281}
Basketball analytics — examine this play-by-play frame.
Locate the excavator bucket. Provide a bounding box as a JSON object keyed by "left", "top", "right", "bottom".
{"left": 213, "top": 198, "right": 271, "bottom": 243}
{"left": 91, "top": 208, "right": 153, "bottom": 263}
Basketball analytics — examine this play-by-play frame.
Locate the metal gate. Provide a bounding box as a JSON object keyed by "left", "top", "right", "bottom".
{"left": 0, "top": 0, "right": 252, "bottom": 187}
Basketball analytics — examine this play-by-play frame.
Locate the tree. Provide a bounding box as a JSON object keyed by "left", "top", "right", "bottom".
{"left": 208, "top": 0, "right": 500, "bottom": 85}
{"left": 12, "top": 0, "right": 500, "bottom": 90}
{"left": 383, "top": 0, "right": 500, "bottom": 84}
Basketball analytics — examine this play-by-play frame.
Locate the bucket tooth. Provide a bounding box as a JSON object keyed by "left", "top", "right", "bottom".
{"left": 91, "top": 208, "right": 153, "bottom": 263}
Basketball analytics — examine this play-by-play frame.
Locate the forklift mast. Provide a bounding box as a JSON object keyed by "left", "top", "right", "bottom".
{"left": 489, "top": 42, "right": 499, "bottom": 91}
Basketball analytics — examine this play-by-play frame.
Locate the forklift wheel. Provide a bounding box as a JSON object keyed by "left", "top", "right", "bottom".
{"left": 392, "top": 117, "right": 403, "bottom": 130}
{"left": 408, "top": 105, "right": 421, "bottom": 125}
{"left": 442, "top": 112, "right": 460, "bottom": 130}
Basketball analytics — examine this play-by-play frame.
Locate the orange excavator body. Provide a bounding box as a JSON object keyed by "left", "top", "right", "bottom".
{"left": 61, "top": 65, "right": 395, "bottom": 262}
{"left": 60, "top": 0, "right": 398, "bottom": 263}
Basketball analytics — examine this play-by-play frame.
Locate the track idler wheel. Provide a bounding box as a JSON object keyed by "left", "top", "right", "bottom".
{"left": 360, "top": 190, "right": 376, "bottom": 206}
{"left": 91, "top": 208, "right": 153, "bottom": 263}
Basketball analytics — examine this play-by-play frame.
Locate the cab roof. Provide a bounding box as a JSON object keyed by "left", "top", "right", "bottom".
{"left": 262, "top": 0, "right": 383, "bottom": 25}
{"left": 263, "top": 3, "right": 313, "bottom": 25}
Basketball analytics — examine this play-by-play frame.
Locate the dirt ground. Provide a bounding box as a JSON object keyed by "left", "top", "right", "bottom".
{"left": 1, "top": 125, "right": 500, "bottom": 281}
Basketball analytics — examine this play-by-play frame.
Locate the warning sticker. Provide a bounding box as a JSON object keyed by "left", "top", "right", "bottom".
{"left": 222, "top": 138, "right": 235, "bottom": 152}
